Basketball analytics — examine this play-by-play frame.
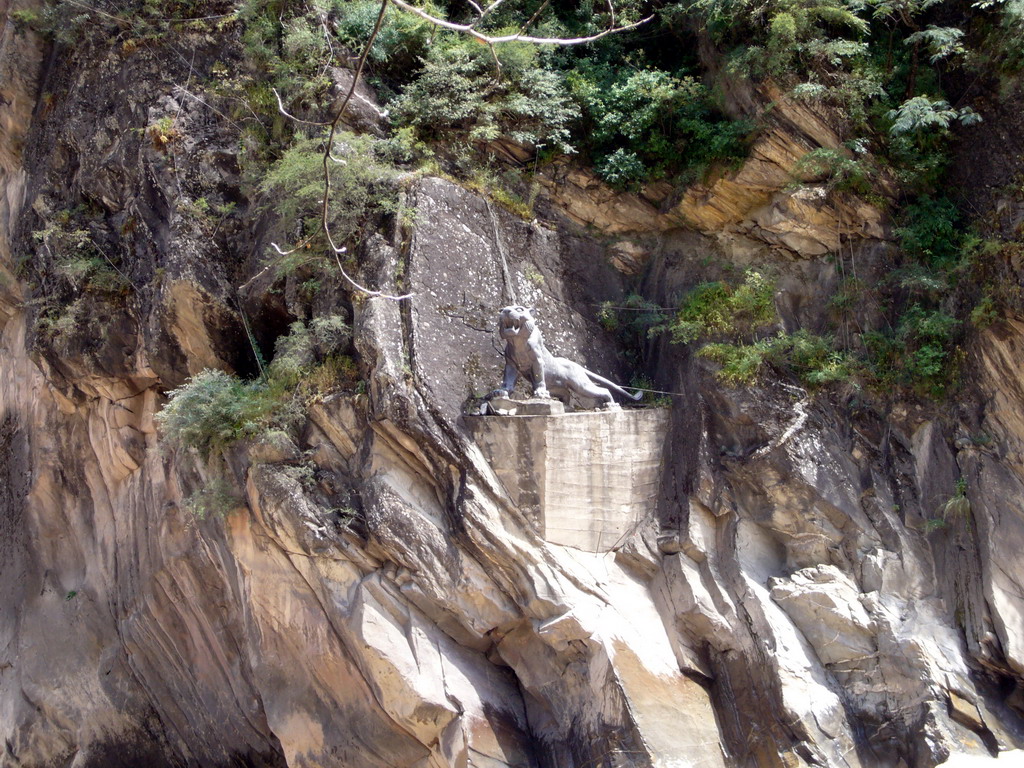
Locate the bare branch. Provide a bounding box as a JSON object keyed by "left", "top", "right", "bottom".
{"left": 273, "top": 88, "right": 332, "bottom": 127}
{"left": 269, "top": 236, "right": 320, "bottom": 258}
{"left": 272, "top": 0, "right": 411, "bottom": 300}
{"left": 487, "top": 40, "right": 503, "bottom": 81}
{"left": 517, "top": 0, "right": 551, "bottom": 37}
{"left": 327, "top": 242, "right": 413, "bottom": 302}
{"left": 471, "top": 0, "right": 509, "bottom": 27}
{"left": 389, "top": 0, "right": 653, "bottom": 44}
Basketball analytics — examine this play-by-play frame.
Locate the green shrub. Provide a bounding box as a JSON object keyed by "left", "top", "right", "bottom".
{"left": 699, "top": 331, "right": 855, "bottom": 387}
{"left": 598, "top": 293, "right": 668, "bottom": 336}
{"left": 976, "top": 0, "right": 1024, "bottom": 72}
{"left": 774, "top": 330, "right": 856, "bottom": 386}
{"left": 669, "top": 270, "right": 776, "bottom": 344}
{"left": 685, "top": 0, "right": 868, "bottom": 78}
{"left": 36, "top": 298, "right": 86, "bottom": 344}
{"left": 940, "top": 477, "right": 971, "bottom": 520}
{"left": 903, "top": 26, "right": 966, "bottom": 65}
{"left": 894, "top": 196, "right": 962, "bottom": 267}
{"left": 699, "top": 340, "right": 772, "bottom": 385}
{"left": 259, "top": 134, "right": 399, "bottom": 254}
{"left": 792, "top": 146, "right": 874, "bottom": 195}
{"left": 670, "top": 282, "right": 733, "bottom": 344}
{"left": 597, "top": 292, "right": 669, "bottom": 372}
{"left": 156, "top": 369, "right": 287, "bottom": 460}
{"left": 970, "top": 294, "right": 1000, "bottom": 328}
{"left": 668, "top": 272, "right": 857, "bottom": 388}
{"left": 33, "top": 219, "right": 132, "bottom": 295}
{"left": 863, "top": 304, "right": 960, "bottom": 397}
{"left": 392, "top": 36, "right": 578, "bottom": 154}
{"left": 269, "top": 315, "right": 352, "bottom": 388}
{"left": 567, "top": 62, "right": 750, "bottom": 186}
{"left": 886, "top": 97, "right": 981, "bottom": 141}
{"left": 332, "top": 0, "right": 436, "bottom": 86}
{"left": 155, "top": 318, "right": 357, "bottom": 460}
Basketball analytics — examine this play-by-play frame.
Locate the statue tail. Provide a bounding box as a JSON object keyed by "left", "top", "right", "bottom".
{"left": 585, "top": 371, "right": 644, "bottom": 401}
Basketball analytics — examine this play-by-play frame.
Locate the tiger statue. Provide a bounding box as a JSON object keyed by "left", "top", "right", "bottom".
{"left": 489, "top": 305, "right": 642, "bottom": 408}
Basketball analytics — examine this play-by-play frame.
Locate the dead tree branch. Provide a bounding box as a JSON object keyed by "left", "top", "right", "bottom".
{"left": 388, "top": 0, "right": 653, "bottom": 45}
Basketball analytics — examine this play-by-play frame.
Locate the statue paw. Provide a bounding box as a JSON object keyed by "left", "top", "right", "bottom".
{"left": 533, "top": 388, "right": 551, "bottom": 399}
{"left": 486, "top": 389, "right": 510, "bottom": 401}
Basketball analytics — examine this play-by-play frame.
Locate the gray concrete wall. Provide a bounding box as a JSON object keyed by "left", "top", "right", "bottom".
{"left": 467, "top": 409, "right": 670, "bottom": 552}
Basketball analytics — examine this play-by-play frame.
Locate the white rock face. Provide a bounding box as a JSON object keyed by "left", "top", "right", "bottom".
{"left": 770, "top": 565, "right": 876, "bottom": 667}
{"left": 468, "top": 409, "right": 670, "bottom": 551}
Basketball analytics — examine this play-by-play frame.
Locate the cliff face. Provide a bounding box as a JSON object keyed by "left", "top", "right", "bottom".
{"left": 4, "top": 7, "right": 1024, "bottom": 768}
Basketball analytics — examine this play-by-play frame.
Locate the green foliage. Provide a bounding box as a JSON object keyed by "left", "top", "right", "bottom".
{"left": 304, "top": 354, "right": 362, "bottom": 395}
{"left": 567, "top": 63, "right": 750, "bottom": 186}
{"left": 597, "top": 292, "right": 669, "bottom": 373}
{"left": 259, "top": 134, "right": 400, "bottom": 254}
{"left": 903, "top": 26, "right": 966, "bottom": 64}
{"left": 11, "top": 0, "right": 236, "bottom": 44}
{"left": 894, "top": 196, "right": 962, "bottom": 267}
{"left": 970, "top": 294, "right": 1000, "bottom": 328}
{"left": 928, "top": 477, "right": 971, "bottom": 530}
{"left": 773, "top": 330, "right": 857, "bottom": 386}
{"left": 393, "top": 36, "right": 578, "bottom": 154}
{"left": 699, "top": 331, "right": 855, "bottom": 386}
{"left": 686, "top": 0, "right": 869, "bottom": 77}
{"left": 598, "top": 293, "right": 668, "bottom": 335}
{"left": 269, "top": 315, "right": 352, "bottom": 388}
{"left": 665, "top": 272, "right": 856, "bottom": 390}
{"left": 35, "top": 298, "right": 85, "bottom": 343}
{"left": 155, "top": 370, "right": 288, "bottom": 460}
{"left": 792, "top": 146, "right": 874, "bottom": 194}
{"left": 628, "top": 374, "right": 672, "bottom": 407}
{"left": 886, "top": 97, "right": 981, "bottom": 140}
{"left": 828, "top": 276, "right": 867, "bottom": 317}
{"left": 698, "top": 340, "right": 772, "bottom": 385}
{"left": 863, "top": 305, "right": 960, "bottom": 397}
{"left": 10, "top": 8, "right": 44, "bottom": 33}
{"left": 461, "top": 167, "right": 537, "bottom": 218}
{"left": 33, "top": 217, "right": 130, "bottom": 295}
{"left": 669, "top": 270, "right": 776, "bottom": 344}
{"left": 156, "top": 316, "right": 358, "bottom": 462}
{"left": 971, "top": 0, "right": 1024, "bottom": 72}
{"left": 332, "top": 0, "right": 436, "bottom": 86}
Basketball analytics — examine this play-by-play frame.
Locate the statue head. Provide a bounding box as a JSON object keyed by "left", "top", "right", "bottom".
{"left": 497, "top": 306, "right": 536, "bottom": 340}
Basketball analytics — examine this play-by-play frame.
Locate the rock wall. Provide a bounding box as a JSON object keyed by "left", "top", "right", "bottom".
{"left": 3, "top": 7, "right": 1024, "bottom": 768}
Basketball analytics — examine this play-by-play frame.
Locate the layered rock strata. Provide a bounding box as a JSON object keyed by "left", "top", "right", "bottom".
{"left": 2, "top": 7, "right": 1024, "bottom": 768}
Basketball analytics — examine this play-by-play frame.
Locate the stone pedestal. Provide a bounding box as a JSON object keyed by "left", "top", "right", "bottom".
{"left": 483, "top": 397, "right": 565, "bottom": 416}
{"left": 515, "top": 398, "right": 565, "bottom": 416}
{"left": 466, "top": 408, "right": 670, "bottom": 552}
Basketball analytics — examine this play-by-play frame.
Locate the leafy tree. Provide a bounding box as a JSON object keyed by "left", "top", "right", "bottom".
{"left": 902, "top": 25, "right": 966, "bottom": 63}
{"left": 393, "top": 37, "right": 579, "bottom": 154}
{"left": 886, "top": 96, "right": 981, "bottom": 139}
{"left": 567, "top": 63, "right": 750, "bottom": 185}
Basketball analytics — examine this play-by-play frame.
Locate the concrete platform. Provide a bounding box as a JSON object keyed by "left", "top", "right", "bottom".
{"left": 466, "top": 408, "right": 670, "bottom": 552}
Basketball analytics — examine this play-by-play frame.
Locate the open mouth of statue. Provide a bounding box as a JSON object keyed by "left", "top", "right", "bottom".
{"left": 502, "top": 317, "right": 522, "bottom": 333}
